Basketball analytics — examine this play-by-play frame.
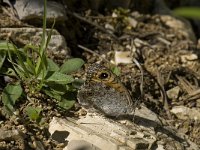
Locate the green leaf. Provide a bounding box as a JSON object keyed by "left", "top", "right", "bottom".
{"left": 47, "top": 58, "right": 59, "bottom": 71}
{"left": 41, "top": 0, "right": 47, "bottom": 54}
{"left": 58, "top": 91, "right": 76, "bottom": 110}
{"left": 0, "top": 41, "right": 15, "bottom": 51}
{"left": 3, "top": 105, "right": 14, "bottom": 116}
{"left": 26, "top": 106, "right": 42, "bottom": 122}
{"left": 46, "top": 19, "right": 55, "bottom": 49}
{"left": 2, "top": 83, "right": 23, "bottom": 107}
{"left": 58, "top": 100, "right": 75, "bottom": 110}
{"left": 45, "top": 72, "right": 74, "bottom": 84}
{"left": 0, "top": 50, "right": 6, "bottom": 69}
{"left": 9, "top": 62, "right": 26, "bottom": 79}
{"left": 48, "top": 84, "right": 68, "bottom": 94}
{"left": 72, "top": 79, "right": 84, "bottom": 89}
{"left": 35, "top": 0, "right": 48, "bottom": 76}
{"left": 35, "top": 52, "right": 48, "bottom": 77}
{"left": 12, "top": 43, "right": 31, "bottom": 77}
{"left": 26, "top": 58, "right": 36, "bottom": 74}
{"left": 173, "top": 7, "right": 200, "bottom": 19}
{"left": 111, "top": 66, "right": 121, "bottom": 76}
{"left": 60, "top": 58, "right": 85, "bottom": 74}
{"left": 0, "top": 68, "right": 17, "bottom": 77}
{"left": 43, "top": 84, "right": 68, "bottom": 98}
{"left": 43, "top": 88, "right": 62, "bottom": 101}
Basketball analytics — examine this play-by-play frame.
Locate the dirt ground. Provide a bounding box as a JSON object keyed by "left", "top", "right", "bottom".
{"left": 1, "top": 7, "right": 200, "bottom": 149}
{"left": 78, "top": 10, "right": 200, "bottom": 146}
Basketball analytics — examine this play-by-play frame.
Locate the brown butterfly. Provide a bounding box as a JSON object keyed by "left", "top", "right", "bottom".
{"left": 77, "top": 63, "right": 134, "bottom": 117}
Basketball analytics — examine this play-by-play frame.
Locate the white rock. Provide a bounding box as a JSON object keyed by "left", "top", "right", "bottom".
{"left": 127, "top": 17, "right": 137, "bottom": 28}
{"left": 105, "top": 23, "right": 114, "bottom": 31}
{"left": 0, "top": 129, "right": 25, "bottom": 141}
{"left": 49, "top": 114, "right": 156, "bottom": 150}
{"left": 134, "top": 105, "right": 161, "bottom": 127}
{"left": 0, "top": 27, "right": 70, "bottom": 57}
{"left": 114, "top": 51, "right": 132, "bottom": 65}
{"left": 13, "top": 0, "right": 67, "bottom": 23}
{"left": 49, "top": 105, "right": 198, "bottom": 150}
{"left": 67, "top": 140, "right": 100, "bottom": 150}
{"left": 167, "top": 86, "right": 180, "bottom": 100}
{"left": 156, "top": 144, "right": 165, "bottom": 150}
{"left": 181, "top": 54, "right": 198, "bottom": 63}
{"left": 171, "top": 106, "right": 200, "bottom": 120}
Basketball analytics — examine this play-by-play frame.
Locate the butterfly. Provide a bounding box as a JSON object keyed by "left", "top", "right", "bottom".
{"left": 77, "top": 63, "right": 135, "bottom": 117}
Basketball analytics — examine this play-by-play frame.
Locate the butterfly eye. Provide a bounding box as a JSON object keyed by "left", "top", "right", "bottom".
{"left": 99, "top": 72, "right": 109, "bottom": 79}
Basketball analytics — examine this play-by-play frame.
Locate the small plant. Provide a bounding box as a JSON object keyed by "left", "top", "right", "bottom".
{"left": 0, "top": 0, "right": 84, "bottom": 121}
{"left": 111, "top": 66, "right": 121, "bottom": 76}
{"left": 26, "top": 106, "right": 42, "bottom": 123}
{"left": 1, "top": 82, "right": 22, "bottom": 114}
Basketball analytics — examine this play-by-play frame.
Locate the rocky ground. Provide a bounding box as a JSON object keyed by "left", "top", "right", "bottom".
{"left": 1, "top": 0, "right": 200, "bottom": 150}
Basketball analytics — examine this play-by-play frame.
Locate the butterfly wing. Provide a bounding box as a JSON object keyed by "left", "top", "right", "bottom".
{"left": 78, "top": 81, "right": 134, "bottom": 117}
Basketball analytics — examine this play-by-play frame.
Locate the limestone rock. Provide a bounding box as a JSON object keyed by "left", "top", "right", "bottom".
{"left": 0, "top": 27, "right": 70, "bottom": 58}
{"left": 171, "top": 106, "right": 200, "bottom": 121}
{"left": 13, "top": 0, "right": 67, "bottom": 24}
{"left": 0, "top": 128, "right": 25, "bottom": 149}
{"left": 0, "top": 129, "right": 25, "bottom": 142}
{"left": 49, "top": 116, "right": 156, "bottom": 150}
{"left": 114, "top": 51, "right": 133, "bottom": 65}
{"left": 167, "top": 86, "right": 180, "bottom": 100}
{"left": 49, "top": 106, "right": 198, "bottom": 150}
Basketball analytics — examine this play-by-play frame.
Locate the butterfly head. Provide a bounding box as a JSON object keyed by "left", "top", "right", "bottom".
{"left": 86, "top": 63, "right": 114, "bottom": 84}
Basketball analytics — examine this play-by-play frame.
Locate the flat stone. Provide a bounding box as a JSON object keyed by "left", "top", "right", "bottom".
{"left": 0, "top": 27, "right": 70, "bottom": 57}
{"left": 114, "top": 51, "right": 133, "bottom": 65}
{"left": 0, "top": 129, "right": 25, "bottom": 141}
{"left": 167, "top": 86, "right": 180, "bottom": 100}
{"left": 181, "top": 54, "right": 198, "bottom": 62}
{"left": 171, "top": 106, "right": 200, "bottom": 121}
{"left": 13, "top": 0, "right": 67, "bottom": 24}
{"left": 49, "top": 109, "right": 199, "bottom": 150}
{"left": 49, "top": 115, "right": 156, "bottom": 150}
{"left": 126, "top": 138, "right": 149, "bottom": 149}
{"left": 134, "top": 105, "right": 161, "bottom": 128}
{"left": 67, "top": 140, "right": 100, "bottom": 150}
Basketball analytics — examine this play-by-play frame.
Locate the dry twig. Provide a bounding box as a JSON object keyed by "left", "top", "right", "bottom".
{"left": 157, "top": 71, "right": 172, "bottom": 119}
{"left": 78, "top": 44, "right": 111, "bottom": 64}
